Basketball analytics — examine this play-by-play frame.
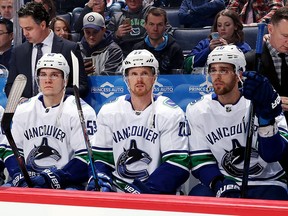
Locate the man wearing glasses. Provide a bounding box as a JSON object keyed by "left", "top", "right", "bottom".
{"left": 79, "top": 11, "right": 123, "bottom": 75}
{"left": 0, "top": 18, "right": 13, "bottom": 69}
{"left": 186, "top": 44, "right": 288, "bottom": 200}
{"left": 5, "top": 53, "right": 97, "bottom": 190}
{"left": 86, "top": 49, "right": 190, "bottom": 194}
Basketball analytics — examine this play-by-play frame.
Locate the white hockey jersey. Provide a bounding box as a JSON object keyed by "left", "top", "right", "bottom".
{"left": 93, "top": 95, "right": 190, "bottom": 187}
{"left": 186, "top": 93, "right": 288, "bottom": 189}
{"left": 11, "top": 94, "right": 97, "bottom": 172}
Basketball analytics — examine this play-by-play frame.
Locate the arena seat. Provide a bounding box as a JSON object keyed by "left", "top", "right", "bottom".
{"left": 173, "top": 28, "right": 211, "bottom": 56}
{"left": 243, "top": 25, "right": 268, "bottom": 49}
{"left": 58, "top": 12, "right": 72, "bottom": 27}
{"left": 173, "top": 25, "right": 267, "bottom": 56}
{"left": 71, "top": 7, "right": 83, "bottom": 32}
{"left": 164, "top": 7, "right": 182, "bottom": 29}
{"left": 71, "top": 32, "right": 81, "bottom": 42}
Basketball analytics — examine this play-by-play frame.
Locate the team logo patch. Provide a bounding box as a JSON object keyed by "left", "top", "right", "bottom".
{"left": 117, "top": 139, "right": 152, "bottom": 181}
{"left": 87, "top": 15, "right": 95, "bottom": 23}
{"left": 27, "top": 137, "right": 61, "bottom": 172}
{"left": 221, "top": 139, "right": 263, "bottom": 177}
{"left": 163, "top": 98, "right": 178, "bottom": 108}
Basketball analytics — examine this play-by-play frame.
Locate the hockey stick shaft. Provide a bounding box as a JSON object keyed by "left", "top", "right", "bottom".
{"left": 73, "top": 85, "right": 100, "bottom": 191}
{"left": 241, "top": 23, "right": 266, "bottom": 198}
{"left": 71, "top": 51, "right": 99, "bottom": 190}
{"left": 1, "top": 74, "right": 33, "bottom": 187}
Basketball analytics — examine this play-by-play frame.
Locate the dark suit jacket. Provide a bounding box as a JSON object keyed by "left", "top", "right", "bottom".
{"left": 246, "top": 43, "right": 288, "bottom": 176}
{"left": 245, "top": 43, "right": 288, "bottom": 120}
{"left": 5, "top": 34, "right": 89, "bottom": 98}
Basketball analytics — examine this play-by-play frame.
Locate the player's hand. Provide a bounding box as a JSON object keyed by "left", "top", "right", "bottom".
{"left": 242, "top": 71, "right": 282, "bottom": 120}
{"left": 213, "top": 178, "right": 241, "bottom": 198}
{"left": 116, "top": 24, "right": 132, "bottom": 38}
{"left": 31, "top": 168, "right": 66, "bottom": 189}
{"left": 86, "top": 172, "right": 112, "bottom": 192}
{"left": 124, "top": 178, "right": 153, "bottom": 194}
{"left": 11, "top": 170, "right": 37, "bottom": 187}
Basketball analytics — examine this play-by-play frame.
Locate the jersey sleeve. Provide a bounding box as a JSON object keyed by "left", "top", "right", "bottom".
{"left": 186, "top": 102, "right": 221, "bottom": 185}
{"left": 149, "top": 103, "right": 190, "bottom": 193}
{"left": 91, "top": 108, "right": 115, "bottom": 171}
{"left": 159, "top": 106, "right": 190, "bottom": 171}
{"left": 70, "top": 100, "right": 97, "bottom": 164}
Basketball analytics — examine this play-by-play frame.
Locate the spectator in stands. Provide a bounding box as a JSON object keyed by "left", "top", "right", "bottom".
{"left": 5, "top": 2, "right": 88, "bottom": 99}
{"left": 50, "top": 16, "right": 72, "bottom": 41}
{"left": 178, "top": 0, "right": 226, "bottom": 28}
{"left": 245, "top": 6, "right": 288, "bottom": 123}
{"left": 74, "top": 0, "right": 111, "bottom": 34}
{"left": 184, "top": 9, "right": 251, "bottom": 72}
{"left": 0, "top": 18, "right": 13, "bottom": 70}
{"left": 79, "top": 12, "right": 123, "bottom": 75}
{"left": 0, "top": 0, "right": 14, "bottom": 21}
{"left": 106, "top": 0, "right": 153, "bottom": 57}
{"left": 227, "top": 0, "right": 284, "bottom": 25}
{"left": 33, "top": 0, "right": 57, "bottom": 19}
{"left": 133, "top": 7, "right": 184, "bottom": 74}
{"left": 186, "top": 44, "right": 288, "bottom": 200}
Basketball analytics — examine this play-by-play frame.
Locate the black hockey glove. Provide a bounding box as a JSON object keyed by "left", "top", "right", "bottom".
{"left": 0, "top": 161, "right": 5, "bottom": 186}
{"left": 86, "top": 172, "right": 112, "bottom": 192}
{"left": 124, "top": 178, "right": 153, "bottom": 194}
{"left": 242, "top": 71, "right": 282, "bottom": 121}
{"left": 11, "top": 170, "right": 37, "bottom": 187}
{"left": 30, "top": 168, "right": 67, "bottom": 189}
{"left": 0, "top": 171, "right": 5, "bottom": 186}
{"left": 212, "top": 178, "right": 241, "bottom": 198}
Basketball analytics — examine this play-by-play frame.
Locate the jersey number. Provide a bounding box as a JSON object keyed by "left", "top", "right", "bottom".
{"left": 87, "top": 120, "right": 97, "bottom": 135}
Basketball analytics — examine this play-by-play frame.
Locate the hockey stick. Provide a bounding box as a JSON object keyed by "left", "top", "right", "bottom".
{"left": 1, "top": 74, "right": 34, "bottom": 187}
{"left": 71, "top": 51, "right": 100, "bottom": 191}
{"left": 241, "top": 22, "right": 266, "bottom": 198}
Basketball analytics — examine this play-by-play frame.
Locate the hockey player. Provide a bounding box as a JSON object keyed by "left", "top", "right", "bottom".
{"left": 186, "top": 44, "right": 288, "bottom": 200}
{"left": 86, "top": 49, "right": 190, "bottom": 194}
{"left": 0, "top": 105, "right": 14, "bottom": 185}
{"left": 6, "top": 53, "right": 97, "bottom": 189}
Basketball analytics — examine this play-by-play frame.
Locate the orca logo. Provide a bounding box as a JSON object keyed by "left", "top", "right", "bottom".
{"left": 117, "top": 139, "right": 152, "bottom": 181}
{"left": 27, "top": 137, "right": 61, "bottom": 172}
{"left": 222, "top": 139, "right": 263, "bottom": 177}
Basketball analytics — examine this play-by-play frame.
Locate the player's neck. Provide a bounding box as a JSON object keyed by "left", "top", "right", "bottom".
{"left": 217, "top": 89, "right": 241, "bottom": 105}
{"left": 43, "top": 94, "right": 63, "bottom": 108}
{"left": 131, "top": 95, "right": 152, "bottom": 111}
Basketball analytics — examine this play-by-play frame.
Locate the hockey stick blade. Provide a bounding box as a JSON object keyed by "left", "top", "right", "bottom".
{"left": 71, "top": 51, "right": 79, "bottom": 88}
{"left": 73, "top": 85, "right": 100, "bottom": 191}
{"left": 1, "top": 74, "right": 33, "bottom": 187}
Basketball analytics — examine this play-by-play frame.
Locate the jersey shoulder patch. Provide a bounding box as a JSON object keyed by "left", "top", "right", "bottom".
{"left": 162, "top": 97, "right": 178, "bottom": 108}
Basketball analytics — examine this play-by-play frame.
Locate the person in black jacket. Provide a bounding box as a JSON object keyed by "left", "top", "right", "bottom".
{"left": 245, "top": 6, "right": 288, "bottom": 122}
{"left": 133, "top": 7, "right": 184, "bottom": 74}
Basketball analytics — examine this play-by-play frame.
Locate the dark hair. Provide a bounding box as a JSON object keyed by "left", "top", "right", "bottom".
{"left": 271, "top": 6, "right": 288, "bottom": 25}
{"left": 0, "top": 18, "right": 13, "bottom": 33}
{"left": 145, "top": 7, "right": 167, "bottom": 24}
{"left": 35, "top": 0, "right": 57, "bottom": 19}
{"left": 18, "top": 2, "right": 50, "bottom": 27}
{"left": 211, "top": 9, "right": 244, "bottom": 44}
{"left": 49, "top": 16, "right": 72, "bottom": 40}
